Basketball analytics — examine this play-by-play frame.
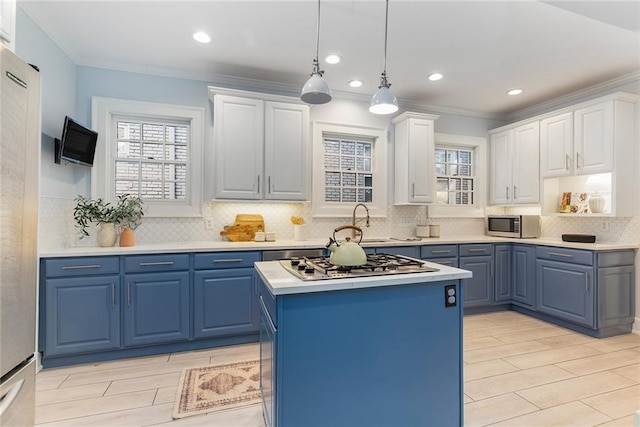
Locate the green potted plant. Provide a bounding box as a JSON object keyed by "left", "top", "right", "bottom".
{"left": 73, "top": 194, "right": 144, "bottom": 247}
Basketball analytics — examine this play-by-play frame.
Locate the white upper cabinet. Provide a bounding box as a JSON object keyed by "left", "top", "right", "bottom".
{"left": 541, "top": 101, "right": 614, "bottom": 178}
{"left": 212, "top": 91, "right": 309, "bottom": 201}
{"left": 0, "top": 0, "right": 16, "bottom": 51}
{"left": 393, "top": 112, "right": 439, "bottom": 205}
{"left": 489, "top": 121, "right": 540, "bottom": 206}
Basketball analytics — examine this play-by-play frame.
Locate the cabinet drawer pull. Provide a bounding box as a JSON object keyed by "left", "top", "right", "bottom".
{"left": 548, "top": 252, "right": 573, "bottom": 258}
{"left": 111, "top": 284, "right": 116, "bottom": 308}
{"left": 468, "top": 248, "right": 487, "bottom": 253}
{"left": 212, "top": 259, "right": 244, "bottom": 263}
{"left": 139, "top": 261, "right": 174, "bottom": 266}
{"left": 61, "top": 264, "right": 101, "bottom": 270}
{"left": 430, "top": 250, "right": 451, "bottom": 254}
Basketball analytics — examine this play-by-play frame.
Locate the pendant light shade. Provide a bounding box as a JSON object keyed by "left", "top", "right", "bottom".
{"left": 301, "top": 0, "right": 332, "bottom": 105}
{"left": 369, "top": 0, "right": 398, "bottom": 115}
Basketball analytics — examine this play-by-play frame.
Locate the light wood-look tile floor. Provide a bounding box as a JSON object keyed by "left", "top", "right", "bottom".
{"left": 35, "top": 311, "right": 640, "bottom": 426}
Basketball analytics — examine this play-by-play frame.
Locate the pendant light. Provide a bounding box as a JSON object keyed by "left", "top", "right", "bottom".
{"left": 369, "top": 0, "right": 398, "bottom": 115}
{"left": 301, "top": 0, "right": 332, "bottom": 104}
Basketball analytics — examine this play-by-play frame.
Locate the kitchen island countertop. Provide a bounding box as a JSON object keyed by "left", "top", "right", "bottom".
{"left": 255, "top": 260, "right": 472, "bottom": 295}
{"left": 39, "top": 236, "right": 638, "bottom": 258}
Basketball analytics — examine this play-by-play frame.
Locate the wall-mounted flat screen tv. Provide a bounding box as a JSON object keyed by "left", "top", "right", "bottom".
{"left": 55, "top": 116, "right": 98, "bottom": 167}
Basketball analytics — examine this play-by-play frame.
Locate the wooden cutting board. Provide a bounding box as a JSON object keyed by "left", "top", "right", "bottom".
{"left": 219, "top": 214, "right": 265, "bottom": 242}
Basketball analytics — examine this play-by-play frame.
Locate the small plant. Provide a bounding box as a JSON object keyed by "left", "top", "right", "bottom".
{"left": 74, "top": 194, "right": 144, "bottom": 238}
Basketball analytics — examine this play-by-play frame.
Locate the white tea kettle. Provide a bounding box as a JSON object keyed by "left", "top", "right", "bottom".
{"left": 326, "top": 225, "right": 367, "bottom": 266}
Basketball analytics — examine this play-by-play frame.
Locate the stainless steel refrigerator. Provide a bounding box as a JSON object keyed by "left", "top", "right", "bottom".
{"left": 0, "top": 45, "right": 40, "bottom": 426}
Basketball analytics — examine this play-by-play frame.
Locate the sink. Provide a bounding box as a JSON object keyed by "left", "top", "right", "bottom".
{"left": 360, "top": 238, "right": 390, "bottom": 243}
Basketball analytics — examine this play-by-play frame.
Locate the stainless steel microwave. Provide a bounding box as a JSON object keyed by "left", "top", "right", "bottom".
{"left": 487, "top": 215, "right": 540, "bottom": 238}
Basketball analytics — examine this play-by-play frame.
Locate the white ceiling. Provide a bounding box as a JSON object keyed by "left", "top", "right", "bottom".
{"left": 19, "top": 1, "right": 640, "bottom": 118}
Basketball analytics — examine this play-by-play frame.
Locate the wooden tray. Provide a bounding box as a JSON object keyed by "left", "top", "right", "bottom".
{"left": 220, "top": 214, "right": 265, "bottom": 242}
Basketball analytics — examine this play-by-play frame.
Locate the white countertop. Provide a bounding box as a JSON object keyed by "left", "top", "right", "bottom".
{"left": 39, "top": 236, "right": 638, "bottom": 258}
{"left": 255, "top": 260, "right": 473, "bottom": 295}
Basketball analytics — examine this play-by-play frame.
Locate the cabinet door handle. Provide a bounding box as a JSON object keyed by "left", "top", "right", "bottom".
{"left": 127, "top": 283, "right": 131, "bottom": 306}
{"left": 576, "top": 152, "right": 581, "bottom": 169}
{"left": 513, "top": 186, "right": 517, "bottom": 200}
{"left": 268, "top": 176, "right": 271, "bottom": 194}
{"left": 506, "top": 186, "right": 509, "bottom": 200}
{"left": 584, "top": 272, "right": 589, "bottom": 292}
{"left": 111, "top": 283, "right": 116, "bottom": 308}
{"left": 565, "top": 154, "right": 570, "bottom": 170}
{"left": 490, "top": 260, "right": 494, "bottom": 278}
{"left": 431, "top": 250, "right": 451, "bottom": 254}
{"left": 213, "top": 258, "right": 243, "bottom": 263}
{"left": 412, "top": 183, "right": 415, "bottom": 198}
{"left": 139, "top": 261, "right": 174, "bottom": 266}
{"left": 548, "top": 252, "right": 573, "bottom": 258}
{"left": 257, "top": 175, "right": 261, "bottom": 194}
{"left": 61, "top": 264, "right": 101, "bottom": 270}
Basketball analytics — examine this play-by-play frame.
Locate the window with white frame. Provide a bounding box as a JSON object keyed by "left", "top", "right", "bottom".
{"left": 429, "top": 133, "right": 486, "bottom": 218}
{"left": 92, "top": 97, "right": 204, "bottom": 217}
{"left": 312, "top": 122, "right": 387, "bottom": 218}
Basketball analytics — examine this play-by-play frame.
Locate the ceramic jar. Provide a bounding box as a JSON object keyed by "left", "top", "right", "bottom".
{"left": 119, "top": 226, "right": 136, "bottom": 247}
{"left": 589, "top": 193, "right": 605, "bottom": 213}
{"left": 96, "top": 223, "right": 117, "bottom": 247}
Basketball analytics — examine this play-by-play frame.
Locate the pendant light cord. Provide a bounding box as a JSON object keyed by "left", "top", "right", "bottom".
{"left": 315, "top": 0, "right": 321, "bottom": 62}
{"left": 382, "top": 0, "right": 389, "bottom": 76}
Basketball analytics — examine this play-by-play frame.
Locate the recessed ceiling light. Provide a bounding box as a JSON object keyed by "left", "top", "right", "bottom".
{"left": 193, "top": 32, "right": 211, "bottom": 44}
{"left": 348, "top": 80, "right": 364, "bottom": 88}
{"left": 325, "top": 55, "right": 342, "bottom": 64}
{"left": 428, "top": 73, "right": 443, "bottom": 81}
{"left": 507, "top": 88, "right": 523, "bottom": 96}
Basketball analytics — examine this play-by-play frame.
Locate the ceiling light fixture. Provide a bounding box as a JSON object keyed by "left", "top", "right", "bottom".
{"left": 507, "top": 89, "right": 523, "bottom": 96}
{"left": 370, "top": 0, "right": 398, "bottom": 115}
{"left": 325, "top": 54, "right": 342, "bottom": 65}
{"left": 192, "top": 32, "right": 211, "bottom": 44}
{"left": 428, "top": 73, "right": 443, "bottom": 81}
{"left": 301, "top": 0, "right": 332, "bottom": 105}
{"left": 349, "top": 80, "right": 364, "bottom": 88}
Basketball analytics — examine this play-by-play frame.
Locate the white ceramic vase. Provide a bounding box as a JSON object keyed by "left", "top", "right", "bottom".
{"left": 96, "top": 223, "right": 117, "bottom": 247}
{"left": 589, "top": 193, "right": 605, "bottom": 214}
{"left": 293, "top": 224, "right": 306, "bottom": 241}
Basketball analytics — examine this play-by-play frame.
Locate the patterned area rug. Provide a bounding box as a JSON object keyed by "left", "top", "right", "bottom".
{"left": 173, "top": 360, "right": 261, "bottom": 419}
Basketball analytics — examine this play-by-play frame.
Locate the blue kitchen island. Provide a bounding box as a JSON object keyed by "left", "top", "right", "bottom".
{"left": 255, "top": 260, "right": 472, "bottom": 427}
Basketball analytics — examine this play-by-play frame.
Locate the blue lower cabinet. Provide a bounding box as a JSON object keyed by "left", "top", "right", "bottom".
{"left": 123, "top": 272, "right": 190, "bottom": 347}
{"left": 459, "top": 255, "right": 493, "bottom": 307}
{"left": 494, "top": 244, "right": 512, "bottom": 302}
{"left": 259, "top": 297, "right": 276, "bottom": 427}
{"left": 512, "top": 245, "right": 535, "bottom": 308}
{"left": 536, "top": 259, "right": 594, "bottom": 328}
{"left": 193, "top": 269, "right": 259, "bottom": 338}
{"left": 45, "top": 276, "right": 120, "bottom": 356}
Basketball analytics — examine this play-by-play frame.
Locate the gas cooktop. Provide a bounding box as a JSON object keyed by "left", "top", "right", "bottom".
{"left": 280, "top": 253, "right": 440, "bottom": 281}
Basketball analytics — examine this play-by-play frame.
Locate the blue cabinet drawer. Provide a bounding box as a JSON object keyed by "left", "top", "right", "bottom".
{"left": 45, "top": 256, "right": 119, "bottom": 278}
{"left": 421, "top": 245, "right": 458, "bottom": 259}
{"left": 194, "top": 251, "right": 260, "bottom": 270}
{"left": 536, "top": 246, "right": 593, "bottom": 266}
{"left": 459, "top": 244, "right": 493, "bottom": 257}
{"left": 124, "top": 254, "right": 189, "bottom": 273}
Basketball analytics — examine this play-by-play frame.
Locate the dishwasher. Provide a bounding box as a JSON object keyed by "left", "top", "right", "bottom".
{"left": 261, "top": 248, "right": 325, "bottom": 261}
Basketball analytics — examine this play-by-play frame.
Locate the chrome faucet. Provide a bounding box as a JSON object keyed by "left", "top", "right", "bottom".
{"left": 351, "top": 203, "right": 370, "bottom": 239}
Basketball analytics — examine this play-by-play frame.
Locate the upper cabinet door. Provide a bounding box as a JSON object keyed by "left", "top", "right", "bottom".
{"left": 512, "top": 122, "right": 540, "bottom": 204}
{"left": 214, "top": 95, "right": 264, "bottom": 200}
{"left": 264, "top": 102, "right": 310, "bottom": 201}
{"left": 488, "top": 129, "right": 512, "bottom": 205}
{"left": 0, "top": 0, "right": 16, "bottom": 51}
{"left": 574, "top": 101, "right": 614, "bottom": 175}
{"left": 540, "top": 112, "right": 573, "bottom": 178}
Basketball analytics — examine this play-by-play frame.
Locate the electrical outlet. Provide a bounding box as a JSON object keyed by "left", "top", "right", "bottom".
{"left": 205, "top": 217, "right": 215, "bottom": 230}
{"left": 600, "top": 221, "right": 610, "bottom": 232}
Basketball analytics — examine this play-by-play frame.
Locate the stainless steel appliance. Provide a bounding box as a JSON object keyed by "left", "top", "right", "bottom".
{"left": 487, "top": 215, "right": 540, "bottom": 238}
{"left": 281, "top": 253, "right": 439, "bottom": 281}
{"left": 1, "top": 45, "right": 40, "bottom": 426}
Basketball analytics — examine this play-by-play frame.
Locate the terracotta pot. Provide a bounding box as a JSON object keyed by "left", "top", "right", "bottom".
{"left": 96, "top": 223, "right": 117, "bottom": 247}
{"left": 119, "top": 226, "right": 136, "bottom": 247}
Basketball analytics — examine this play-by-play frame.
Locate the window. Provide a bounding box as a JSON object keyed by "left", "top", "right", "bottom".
{"left": 92, "top": 97, "right": 204, "bottom": 217}
{"left": 435, "top": 147, "right": 474, "bottom": 205}
{"left": 429, "top": 133, "right": 486, "bottom": 218}
{"left": 312, "top": 122, "right": 387, "bottom": 218}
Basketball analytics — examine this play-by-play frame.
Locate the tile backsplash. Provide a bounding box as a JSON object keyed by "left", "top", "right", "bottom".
{"left": 39, "top": 196, "right": 639, "bottom": 251}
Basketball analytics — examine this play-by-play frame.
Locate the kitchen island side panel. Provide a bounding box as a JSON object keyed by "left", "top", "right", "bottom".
{"left": 274, "top": 281, "right": 463, "bottom": 427}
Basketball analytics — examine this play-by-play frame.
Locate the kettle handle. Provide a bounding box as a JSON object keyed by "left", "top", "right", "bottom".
{"left": 333, "top": 225, "right": 363, "bottom": 244}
